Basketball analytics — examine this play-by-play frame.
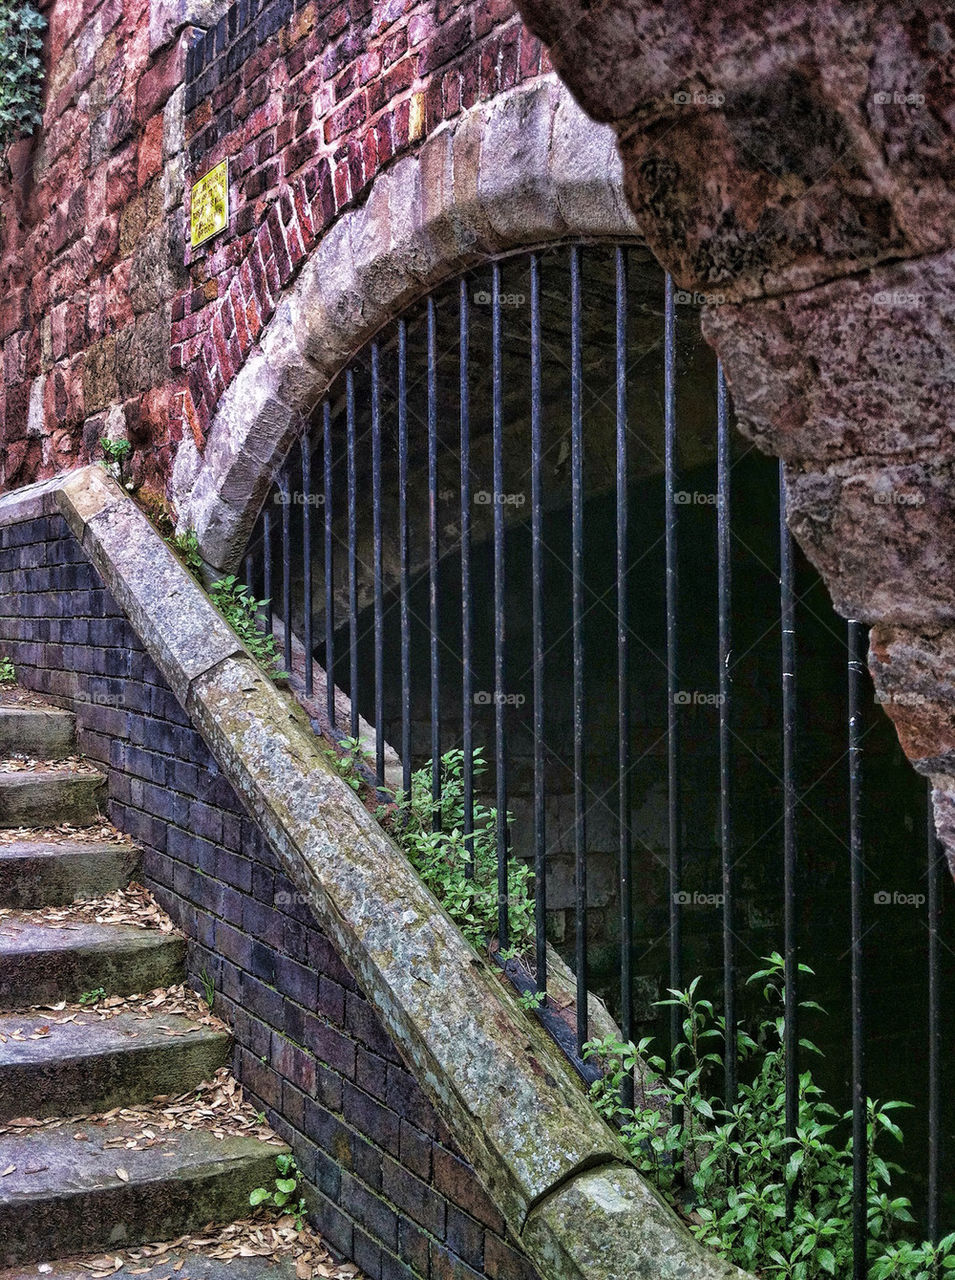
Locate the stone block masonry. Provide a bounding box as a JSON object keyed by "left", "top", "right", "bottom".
{"left": 0, "top": 494, "right": 539, "bottom": 1280}
{"left": 0, "top": 468, "right": 752, "bottom": 1280}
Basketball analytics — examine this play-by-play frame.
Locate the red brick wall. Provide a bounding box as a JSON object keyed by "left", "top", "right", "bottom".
{"left": 0, "top": 0, "right": 552, "bottom": 500}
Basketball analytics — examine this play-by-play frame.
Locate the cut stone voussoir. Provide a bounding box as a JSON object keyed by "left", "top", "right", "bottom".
{"left": 0, "top": 919, "right": 186, "bottom": 1008}
{"left": 0, "top": 1009, "right": 231, "bottom": 1122}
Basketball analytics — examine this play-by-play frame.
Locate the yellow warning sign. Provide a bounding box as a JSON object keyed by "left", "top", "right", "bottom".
{"left": 190, "top": 160, "right": 229, "bottom": 249}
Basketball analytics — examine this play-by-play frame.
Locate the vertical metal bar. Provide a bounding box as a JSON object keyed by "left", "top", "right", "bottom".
{"left": 428, "top": 297, "right": 441, "bottom": 829}
{"left": 492, "top": 261, "right": 509, "bottom": 950}
{"left": 281, "top": 469, "right": 292, "bottom": 676}
{"left": 302, "top": 440, "right": 313, "bottom": 698}
{"left": 848, "top": 618, "right": 866, "bottom": 1280}
{"left": 717, "top": 362, "right": 735, "bottom": 1105}
{"left": 398, "top": 321, "right": 412, "bottom": 801}
{"left": 460, "top": 280, "right": 475, "bottom": 871}
{"left": 927, "top": 778, "right": 941, "bottom": 1244}
{"left": 347, "top": 368, "right": 359, "bottom": 741}
{"left": 262, "top": 508, "right": 273, "bottom": 637}
{"left": 664, "top": 273, "right": 682, "bottom": 1057}
{"left": 244, "top": 553, "right": 254, "bottom": 594}
{"left": 372, "top": 342, "right": 384, "bottom": 786}
{"left": 616, "top": 247, "right": 632, "bottom": 1089}
{"left": 780, "top": 461, "right": 799, "bottom": 1178}
{"left": 530, "top": 252, "right": 547, "bottom": 998}
{"left": 323, "top": 401, "right": 335, "bottom": 727}
{"left": 571, "top": 245, "right": 588, "bottom": 1051}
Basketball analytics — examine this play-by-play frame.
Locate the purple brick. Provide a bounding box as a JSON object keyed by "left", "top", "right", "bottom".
{"left": 344, "top": 1082, "right": 400, "bottom": 1157}
{"left": 399, "top": 1120, "right": 432, "bottom": 1183}
{"left": 309, "top": 1190, "right": 354, "bottom": 1260}
{"left": 341, "top": 1174, "right": 398, "bottom": 1252}
{"left": 305, "top": 1015, "right": 356, "bottom": 1079}
{"left": 346, "top": 992, "right": 402, "bottom": 1063}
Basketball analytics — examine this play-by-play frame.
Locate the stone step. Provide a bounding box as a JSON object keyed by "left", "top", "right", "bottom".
{"left": 0, "top": 1254, "right": 302, "bottom": 1280}
{"left": 0, "top": 1116, "right": 286, "bottom": 1264}
{"left": 0, "top": 921, "right": 186, "bottom": 1009}
{"left": 0, "top": 841, "right": 139, "bottom": 909}
{"left": 0, "top": 771, "right": 106, "bottom": 828}
{"left": 0, "top": 1009, "right": 231, "bottom": 1122}
{"left": 0, "top": 708, "right": 75, "bottom": 760}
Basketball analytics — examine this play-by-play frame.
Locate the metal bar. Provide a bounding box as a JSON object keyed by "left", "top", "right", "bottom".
{"left": 460, "top": 280, "right": 475, "bottom": 873}
{"left": 927, "top": 778, "right": 941, "bottom": 1244}
{"left": 347, "top": 368, "right": 359, "bottom": 741}
{"left": 372, "top": 341, "right": 385, "bottom": 786}
{"left": 716, "top": 362, "right": 735, "bottom": 1106}
{"left": 262, "top": 508, "right": 273, "bottom": 637}
{"left": 323, "top": 401, "right": 335, "bottom": 727}
{"left": 244, "top": 553, "right": 254, "bottom": 594}
{"left": 492, "top": 261, "right": 509, "bottom": 950}
{"left": 281, "top": 469, "right": 292, "bottom": 676}
{"left": 302, "top": 439, "right": 313, "bottom": 698}
{"left": 398, "top": 320, "right": 412, "bottom": 801}
{"left": 780, "top": 461, "right": 799, "bottom": 1181}
{"left": 664, "top": 273, "right": 682, "bottom": 1057}
{"left": 616, "top": 247, "right": 632, "bottom": 1091}
{"left": 847, "top": 618, "right": 866, "bottom": 1280}
{"left": 530, "top": 251, "right": 547, "bottom": 998}
{"left": 571, "top": 245, "right": 588, "bottom": 1051}
{"left": 428, "top": 297, "right": 441, "bottom": 829}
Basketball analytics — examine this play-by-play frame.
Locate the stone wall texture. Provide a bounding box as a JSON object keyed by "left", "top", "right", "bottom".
{"left": 512, "top": 0, "right": 955, "bottom": 869}
{"left": 0, "top": 507, "right": 541, "bottom": 1280}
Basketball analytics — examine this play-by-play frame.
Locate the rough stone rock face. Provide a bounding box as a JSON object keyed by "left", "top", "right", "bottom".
{"left": 513, "top": 0, "right": 955, "bottom": 863}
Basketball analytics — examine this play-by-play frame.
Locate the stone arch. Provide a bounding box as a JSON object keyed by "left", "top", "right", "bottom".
{"left": 172, "top": 75, "right": 642, "bottom": 572}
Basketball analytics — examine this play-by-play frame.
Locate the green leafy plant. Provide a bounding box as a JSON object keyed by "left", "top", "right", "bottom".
{"left": 584, "top": 956, "right": 954, "bottom": 1280}
{"left": 168, "top": 529, "right": 204, "bottom": 579}
{"left": 0, "top": 657, "right": 14, "bottom": 685}
{"left": 78, "top": 987, "right": 107, "bottom": 1006}
{"left": 209, "top": 575, "right": 288, "bottom": 680}
{"left": 392, "top": 748, "right": 535, "bottom": 955}
{"left": 0, "top": 1, "right": 45, "bottom": 152}
{"left": 250, "top": 1153, "right": 306, "bottom": 1230}
{"left": 98, "top": 437, "right": 133, "bottom": 488}
{"left": 199, "top": 968, "right": 215, "bottom": 1009}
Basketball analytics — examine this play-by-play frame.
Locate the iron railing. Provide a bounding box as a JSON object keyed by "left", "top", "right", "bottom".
{"left": 242, "top": 243, "right": 952, "bottom": 1269}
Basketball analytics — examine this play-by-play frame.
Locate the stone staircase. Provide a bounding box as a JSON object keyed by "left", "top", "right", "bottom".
{"left": 0, "top": 696, "right": 304, "bottom": 1273}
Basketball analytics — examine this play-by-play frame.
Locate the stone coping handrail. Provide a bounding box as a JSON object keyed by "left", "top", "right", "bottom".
{"left": 0, "top": 466, "right": 752, "bottom": 1280}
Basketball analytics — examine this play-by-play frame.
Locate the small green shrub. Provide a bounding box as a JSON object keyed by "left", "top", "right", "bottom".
{"left": 584, "top": 955, "right": 955, "bottom": 1280}
{"left": 250, "top": 1153, "right": 306, "bottom": 1229}
{"left": 393, "top": 748, "right": 535, "bottom": 955}
{"left": 329, "top": 734, "right": 370, "bottom": 792}
{"left": 0, "top": 1, "right": 45, "bottom": 151}
{"left": 168, "top": 529, "right": 203, "bottom": 579}
{"left": 209, "top": 575, "right": 288, "bottom": 680}
{"left": 0, "top": 657, "right": 14, "bottom": 685}
{"left": 98, "top": 437, "right": 133, "bottom": 488}
{"left": 78, "top": 987, "right": 107, "bottom": 1006}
